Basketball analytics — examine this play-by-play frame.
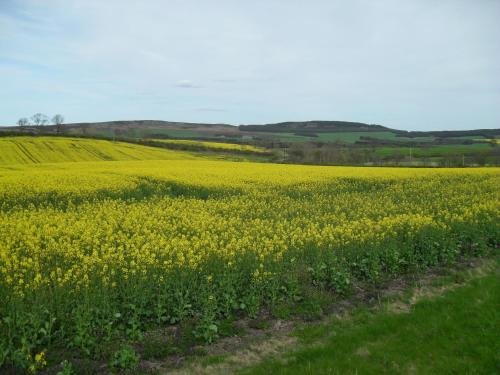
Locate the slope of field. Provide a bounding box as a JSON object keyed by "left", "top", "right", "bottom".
{"left": 0, "top": 157, "right": 498, "bottom": 371}
{"left": 0, "top": 136, "right": 197, "bottom": 165}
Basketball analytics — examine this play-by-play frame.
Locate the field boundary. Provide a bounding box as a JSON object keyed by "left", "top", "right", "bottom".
{"left": 138, "top": 256, "right": 498, "bottom": 375}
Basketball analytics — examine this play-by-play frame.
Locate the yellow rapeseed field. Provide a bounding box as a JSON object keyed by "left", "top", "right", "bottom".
{"left": 0, "top": 137, "right": 498, "bottom": 371}
{"left": 0, "top": 136, "right": 198, "bottom": 165}
{"left": 151, "top": 139, "right": 268, "bottom": 153}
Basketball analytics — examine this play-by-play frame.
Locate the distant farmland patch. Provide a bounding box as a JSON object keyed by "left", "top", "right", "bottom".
{"left": 0, "top": 136, "right": 198, "bottom": 165}
{"left": 150, "top": 139, "right": 269, "bottom": 153}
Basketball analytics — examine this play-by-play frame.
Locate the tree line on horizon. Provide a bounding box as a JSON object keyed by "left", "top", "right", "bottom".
{"left": 17, "top": 113, "right": 65, "bottom": 133}
{"left": 17, "top": 113, "right": 64, "bottom": 127}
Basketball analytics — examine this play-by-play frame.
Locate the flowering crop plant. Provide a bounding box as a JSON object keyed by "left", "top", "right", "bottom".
{"left": 0, "top": 153, "right": 498, "bottom": 371}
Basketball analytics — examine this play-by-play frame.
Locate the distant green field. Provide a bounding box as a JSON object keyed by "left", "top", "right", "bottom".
{"left": 67, "top": 126, "right": 499, "bottom": 147}
{"left": 72, "top": 127, "right": 204, "bottom": 139}
{"left": 376, "top": 143, "right": 492, "bottom": 158}
{"left": 257, "top": 131, "right": 435, "bottom": 144}
{"left": 317, "top": 132, "right": 434, "bottom": 143}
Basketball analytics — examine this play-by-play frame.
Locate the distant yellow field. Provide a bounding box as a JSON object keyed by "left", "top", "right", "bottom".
{"left": 0, "top": 136, "right": 197, "bottom": 164}
{"left": 151, "top": 138, "right": 268, "bottom": 153}
{"left": 484, "top": 138, "right": 500, "bottom": 144}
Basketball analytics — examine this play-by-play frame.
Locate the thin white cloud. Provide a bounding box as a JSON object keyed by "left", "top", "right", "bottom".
{"left": 175, "top": 80, "right": 201, "bottom": 89}
{"left": 196, "top": 107, "right": 227, "bottom": 112}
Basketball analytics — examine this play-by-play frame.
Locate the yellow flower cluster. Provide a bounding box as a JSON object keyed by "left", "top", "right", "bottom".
{"left": 0, "top": 157, "right": 498, "bottom": 370}
{"left": 0, "top": 161, "right": 498, "bottom": 297}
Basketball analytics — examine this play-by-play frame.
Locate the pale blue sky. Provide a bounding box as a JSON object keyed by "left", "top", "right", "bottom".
{"left": 1, "top": 0, "right": 499, "bottom": 130}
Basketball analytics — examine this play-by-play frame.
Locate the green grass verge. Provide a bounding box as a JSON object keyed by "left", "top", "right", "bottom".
{"left": 239, "top": 263, "right": 500, "bottom": 375}
{"left": 375, "top": 143, "right": 492, "bottom": 158}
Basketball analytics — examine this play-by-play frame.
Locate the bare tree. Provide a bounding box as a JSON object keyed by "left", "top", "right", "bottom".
{"left": 52, "top": 114, "right": 65, "bottom": 134}
{"left": 31, "top": 113, "right": 49, "bottom": 127}
{"left": 17, "top": 117, "right": 29, "bottom": 128}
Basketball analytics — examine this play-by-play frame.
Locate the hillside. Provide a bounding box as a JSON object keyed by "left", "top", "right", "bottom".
{"left": 239, "top": 120, "right": 393, "bottom": 133}
{"left": 2, "top": 121, "right": 499, "bottom": 166}
{"left": 65, "top": 120, "right": 239, "bottom": 139}
{"left": 0, "top": 137, "right": 198, "bottom": 165}
{"left": 0, "top": 120, "right": 500, "bottom": 143}
{"left": 3, "top": 120, "right": 498, "bottom": 144}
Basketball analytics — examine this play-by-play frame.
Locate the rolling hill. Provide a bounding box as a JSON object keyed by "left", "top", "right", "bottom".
{"left": 239, "top": 120, "right": 393, "bottom": 132}
{"left": 0, "top": 136, "right": 198, "bottom": 165}
{"left": 2, "top": 120, "right": 498, "bottom": 166}
{"left": 3, "top": 120, "right": 498, "bottom": 145}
